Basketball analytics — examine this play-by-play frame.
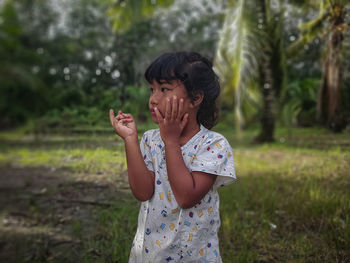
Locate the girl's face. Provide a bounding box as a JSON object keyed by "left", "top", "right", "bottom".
{"left": 149, "top": 79, "right": 194, "bottom": 124}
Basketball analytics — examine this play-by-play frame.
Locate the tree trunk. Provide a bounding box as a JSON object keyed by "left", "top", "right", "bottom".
{"left": 254, "top": 0, "right": 275, "bottom": 143}
{"left": 317, "top": 4, "right": 345, "bottom": 132}
{"left": 255, "top": 57, "right": 276, "bottom": 143}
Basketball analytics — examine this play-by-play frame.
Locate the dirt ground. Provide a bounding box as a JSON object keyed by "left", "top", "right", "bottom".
{"left": 0, "top": 164, "right": 130, "bottom": 263}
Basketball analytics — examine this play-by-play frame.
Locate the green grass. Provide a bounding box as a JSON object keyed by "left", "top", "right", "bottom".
{"left": 0, "top": 147, "right": 125, "bottom": 174}
{"left": 0, "top": 125, "right": 349, "bottom": 262}
{"left": 81, "top": 198, "right": 139, "bottom": 263}
{"left": 219, "top": 146, "right": 350, "bottom": 262}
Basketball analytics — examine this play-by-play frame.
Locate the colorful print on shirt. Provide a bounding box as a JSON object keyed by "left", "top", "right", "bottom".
{"left": 129, "top": 125, "right": 236, "bottom": 263}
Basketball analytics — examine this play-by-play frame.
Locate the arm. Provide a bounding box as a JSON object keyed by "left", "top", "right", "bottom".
{"left": 164, "top": 142, "right": 217, "bottom": 209}
{"left": 154, "top": 98, "right": 216, "bottom": 209}
{"left": 109, "top": 109, "right": 155, "bottom": 201}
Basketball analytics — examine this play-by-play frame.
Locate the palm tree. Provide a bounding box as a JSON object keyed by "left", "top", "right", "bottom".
{"left": 106, "top": 0, "right": 287, "bottom": 143}
{"left": 287, "top": 0, "right": 350, "bottom": 131}
{"left": 214, "top": 0, "right": 262, "bottom": 133}
{"left": 318, "top": 1, "right": 348, "bottom": 131}
{"left": 215, "top": 0, "right": 286, "bottom": 142}
{"left": 106, "top": 0, "right": 175, "bottom": 33}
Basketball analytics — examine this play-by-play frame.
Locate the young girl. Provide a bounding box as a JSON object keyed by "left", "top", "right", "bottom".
{"left": 110, "top": 51, "right": 236, "bottom": 262}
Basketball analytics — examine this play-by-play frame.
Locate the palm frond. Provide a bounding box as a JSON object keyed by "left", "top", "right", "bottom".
{"left": 286, "top": 1, "right": 330, "bottom": 58}
{"left": 106, "top": 0, "right": 174, "bottom": 33}
{"left": 214, "top": 0, "right": 264, "bottom": 128}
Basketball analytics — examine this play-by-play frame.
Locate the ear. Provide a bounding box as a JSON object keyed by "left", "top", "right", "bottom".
{"left": 191, "top": 92, "right": 203, "bottom": 108}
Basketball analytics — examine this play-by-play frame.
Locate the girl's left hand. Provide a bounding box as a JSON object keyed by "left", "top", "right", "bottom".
{"left": 154, "top": 96, "right": 188, "bottom": 145}
{"left": 109, "top": 109, "right": 137, "bottom": 140}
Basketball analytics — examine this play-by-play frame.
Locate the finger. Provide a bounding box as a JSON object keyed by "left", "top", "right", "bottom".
{"left": 119, "top": 120, "right": 134, "bottom": 126}
{"left": 116, "top": 112, "right": 126, "bottom": 121}
{"left": 154, "top": 107, "right": 163, "bottom": 123}
{"left": 177, "top": 98, "right": 184, "bottom": 120}
{"left": 109, "top": 109, "right": 115, "bottom": 126}
{"left": 171, "top": 96, "right": 178, "bottom": 120}
{"left": 122, "top": 113, "right": 133, "bottom": 119}
{"left": 119, "top": 117, "right": 134, "bottom": 123}
{"left": 180, "top": 113, "right": 189, "bottom": 129}
{"left": 165, "top": 98, "right": 171, "bottom": 120}
{"left": 115, "top": 110, "right": 123, "bottom": 120}
{"left": 121, "top": 114, "right": 135, "bottom": 123}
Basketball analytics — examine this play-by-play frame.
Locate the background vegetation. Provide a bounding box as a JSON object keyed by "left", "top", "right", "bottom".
{"left": 0, "top": 0, "right": 349, "bottom": 262}
{"left": 1, "top": 0, "right": 349, "bottom": 135}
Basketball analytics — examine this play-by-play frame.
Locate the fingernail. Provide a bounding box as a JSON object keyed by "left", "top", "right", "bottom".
{"left": 173, "top": 96, "right": 177, "bottom": 100}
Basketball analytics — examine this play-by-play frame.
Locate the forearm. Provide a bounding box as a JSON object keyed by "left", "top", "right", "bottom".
{"left": 164, "top": 142, "right": 198, "bottom": 208}
{"left": 124, "top": 136, "right": 155, "bottom": 201}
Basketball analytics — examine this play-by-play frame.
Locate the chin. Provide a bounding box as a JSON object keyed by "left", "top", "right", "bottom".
{"left": 151, "top": 116, "right": 159, "bottom": 124}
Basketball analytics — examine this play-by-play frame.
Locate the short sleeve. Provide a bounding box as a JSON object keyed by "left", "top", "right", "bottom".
{"left": 189, "top": 134, "right": 236, "bottom": 190}
{"left": 140, "top": 132, "right": 154, "bottom": 172}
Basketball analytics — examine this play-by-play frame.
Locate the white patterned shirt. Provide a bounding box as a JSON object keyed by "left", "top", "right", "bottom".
{"left": 129, "top": 125, "right": 236, "bottom": 263}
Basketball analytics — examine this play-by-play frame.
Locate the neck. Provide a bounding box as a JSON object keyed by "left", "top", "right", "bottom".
{"left": 179, "top": 115, "right": 200, "bottom": 147}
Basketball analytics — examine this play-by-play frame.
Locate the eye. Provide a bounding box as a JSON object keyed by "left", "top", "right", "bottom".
{"left": 161, "top": 88, "right": 169, "bottom": 92}
{"left": 150, "top": 87, "right": 154, "bottom": 93}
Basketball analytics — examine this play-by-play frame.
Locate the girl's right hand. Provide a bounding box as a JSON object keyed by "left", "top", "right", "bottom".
{"left": 109, "top": 109, "right": 137, "bottom": 140}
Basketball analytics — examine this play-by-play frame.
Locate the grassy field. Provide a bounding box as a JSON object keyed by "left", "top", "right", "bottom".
{"left": 0, "top": 125, "right": 349, "bottom": 262}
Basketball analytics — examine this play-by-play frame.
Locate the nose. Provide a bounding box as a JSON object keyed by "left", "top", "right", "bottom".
{"left": 149, "top": 91, "right": 159, "bottom": 106}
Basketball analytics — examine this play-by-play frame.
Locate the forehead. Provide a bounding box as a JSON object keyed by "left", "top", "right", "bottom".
{"left": 151, "top": 79, "right": 183, "bottom": 87}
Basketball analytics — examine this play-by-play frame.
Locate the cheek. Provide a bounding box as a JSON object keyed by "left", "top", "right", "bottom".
{"left": 182, "top": 99, "right": 194, "bottom": 111}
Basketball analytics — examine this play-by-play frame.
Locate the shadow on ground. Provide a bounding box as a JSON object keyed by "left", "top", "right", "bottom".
{"left": 0, "top": 165, "right": 131, "bottom": 263}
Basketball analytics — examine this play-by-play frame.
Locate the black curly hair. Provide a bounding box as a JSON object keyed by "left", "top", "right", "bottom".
{"left": 144, "top": 51, "right": 220, "bottom": 129}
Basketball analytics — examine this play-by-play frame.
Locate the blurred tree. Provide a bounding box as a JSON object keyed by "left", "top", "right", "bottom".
{"left": 106, "top": 0, "right": 175, "bottom": 33}
{"left": 106, "top": 0, "right": 224, "bottom": 62}
{"left": 319, "top": 1, "right": 349, "bottom": 131}
{"left": 3, "top": 0, "right": 347, "bottom": 134}
{"left": 0, "top": 0, "right": 56, "bottom": 128}
{"left": 254, "top": 0, "right": 286, "bottom": 142}
{"left": 215, "top": 0, "right": 287, "bottom": 142}
{"left": 215, "top": 0, "right": 262, "bottom": 133}
{"left": 216, "top": 0, "right": 349, "bottom": 140}
{"left": 287, "top": 0, "right": 350, "bottom": 131}
{"left": 107, "top": 0, "right": 292, "bottom": 142}
{"left": 0, "top": 0, "right": 125, "bottom": 127}
{"left": 2, "top": 0, "right": 221, "bottom": 128}
{"left": 106, "top": 0, "right": 225, "bottom": 107}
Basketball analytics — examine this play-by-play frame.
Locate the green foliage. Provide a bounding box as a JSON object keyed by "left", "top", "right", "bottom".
{"left": 287, "top": 78, "right": 319, "bottom": 105}
{"left": 215, "top": 0, "right": 287, "bottom": 136}
{"left": 215, "top": 0, "right": 263, "bottom": 129}
{"left": 1, "top": 0, "right": 222, "bottom": 131}
{"left": 34, "top": 107, "right": 106, "bottom": 132}
{"left": 0, "top": 0, "right": 123, "bottom": 128}
{"left": 281, "top": 98, "right": 302, "bottom": 128}
{"left": 0, "top": 0, "right": 49, "bottom": 127}
{"left": 107, "top": 0, "right": 175, "bottom": 33}
{"left": 1, "top": 0, "right": 349, "bottom": 134}
{"left": 280, "top": 78, "right": 320, "bottom": 127}
{"left": 121, "top": 85, "right": 150, "bottom": 122}
{"left": 31, "top": 84, "right": 150, "bottom": 132}
{"left": 49, "top": 107, "right": 107, "bottom": 128}
{"left": 83, "top": 199, "right": 139, "bottom": 262}
{"left": 286, "top": 11, "right": 328, "bottom": 58}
